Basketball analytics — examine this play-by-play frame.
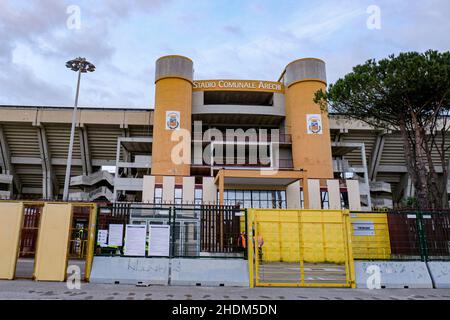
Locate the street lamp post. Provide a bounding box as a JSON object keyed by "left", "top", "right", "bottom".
{"left": 63, "top": 57, "right": 95, "bottom": 201}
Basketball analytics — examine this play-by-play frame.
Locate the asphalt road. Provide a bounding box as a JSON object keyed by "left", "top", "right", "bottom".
{"left": 1, "top": 280, "right": 450, "bottom": 300}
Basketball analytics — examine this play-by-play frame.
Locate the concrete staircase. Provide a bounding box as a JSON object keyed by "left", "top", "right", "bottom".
{"left": 357, "top": 176, "right": 372, "bottom": 211}
{"left": 70, "top": 170, "right": 114, "bottom": 186}
{"left": 370, "top": 181, "right": 393, "bottom": 209}
{"left": 0, "top": 190, "right": 11, "bottom": 200}
{"left": 69, "top": 186, "right": 113, "bottom": 202}
{"left": 0, "top": 174, "right": 13, "bottom": 200}
{"left": 69, "top": 170, "right": 114, "bottom": 202}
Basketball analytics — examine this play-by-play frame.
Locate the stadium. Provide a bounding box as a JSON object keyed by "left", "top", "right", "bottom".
{"left": 0, "top": 55, "right": 437, "bottom": 210}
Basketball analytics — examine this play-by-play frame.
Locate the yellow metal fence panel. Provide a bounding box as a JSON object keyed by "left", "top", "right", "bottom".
{"left": 302, "top": 210, "right": 336, "bottom": 263}
{"left": 84, "top": 204, "right": 97, "bottom": 282}
{"left": 256, "top": 210, "right": 348, "bottom": 264}
{"left": 0, "top": 202, "right": 24, "bottom": 280}
{"left": 34, "top": 203, "right": 73, "bottom": 282}
{"left": 251, "top": 209, "right": 355, "bottom": 288}
{"left": 280, "top": 219, "right": 300, "bottom": 262}
{"left": 350, "top": 212, "right": 391, "bottom": 260}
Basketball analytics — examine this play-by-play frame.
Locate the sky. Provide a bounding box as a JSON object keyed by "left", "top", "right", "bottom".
{"left": 0, "top": 0, "right": 449, "bottom": 109}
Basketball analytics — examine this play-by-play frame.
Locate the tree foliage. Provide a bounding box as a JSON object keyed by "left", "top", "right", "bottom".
{"left": 315, "top": 50, "right": 450, "bottom": 209}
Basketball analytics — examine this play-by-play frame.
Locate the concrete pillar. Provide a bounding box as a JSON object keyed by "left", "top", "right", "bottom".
{"left": 162, "top": 176, "right": 175, "bottom": 204}
{"left": 286, "top": 181, "right": 301, "bottom": 209}
{"left": 327, "top": 179, "right": 341, "bottom": 210}
{"left": 36, "top": 126, "right": 55, "bottom": 200}
{"left": 307, "top": 179, "right": 321, "bottom": 209}
{"left": 284, "top": 58, "right": 333, "bottom": 179}
{"left": 346, "top": 179, "right": 361, "bottom": 211}
{"left": 0, "top": 124, "right": 21, "bottom": 196}
{"left": 78, "top": 126, "right": 92, "bottom": 176}
{"left": 182, "top": 176, "right": 195, "bottom": 204}
{"left": 218, "top": 173, "right": 224, "bottom": 206}
{"left": 142, "top": 176, "right": 156, "bottom": 203}
{"left": 202, "top": 177, "right": 217, "bottom": 205}
{"left": 151, "top": 55, "right": 193, "bottom": 177}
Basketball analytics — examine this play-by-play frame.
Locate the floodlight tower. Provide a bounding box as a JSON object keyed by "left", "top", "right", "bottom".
{"left": 63, "top": 57, "right": 95, "bottom": 201}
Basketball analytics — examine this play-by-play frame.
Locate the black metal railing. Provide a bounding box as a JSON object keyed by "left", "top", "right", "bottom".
{"left": 192, "top": 132, "right": 292, "bottom": 144}
{"left": 191, "top": 158, "right": 294, "bottom": 169}
{"left": 94, "top": 204, "right": 247, "bottom": 259}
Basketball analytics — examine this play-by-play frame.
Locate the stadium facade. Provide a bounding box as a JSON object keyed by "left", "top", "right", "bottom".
{"left": 0, "top": 55, "right": 436, "bottom": 209}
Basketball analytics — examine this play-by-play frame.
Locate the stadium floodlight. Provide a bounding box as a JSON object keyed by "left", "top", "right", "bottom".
{"left": 62, "top": 57, "right": 95, "bottom": 201}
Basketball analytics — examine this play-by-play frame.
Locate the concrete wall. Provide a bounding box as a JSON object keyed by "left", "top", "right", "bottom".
{"left": 90, "top": 257, "right": 170, "bottom": 285}
{"left": 428, "top": 261, "right": 450, "bottom": 288}
{"left": 192, "top": 104, "right": 285, "bottom": 117}
{"left": 171, "top": 258, "right": 249, "bottom": 287}
{"left": 90, "top": 257, "right": 249, "bottom": 287}
{"left": 354, "top": 261, "right": 433, "bottom": 289}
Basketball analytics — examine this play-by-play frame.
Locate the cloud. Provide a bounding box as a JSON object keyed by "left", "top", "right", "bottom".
{"left": 91, "top": 0, "right": 170, "bottom": 19}
{"left": 0, "top": 0, "right": 171, "bottom": 107}
{"left": 281, "top": 4, "right": 365, "bottom": 42}
{"left": 0, "top": 0, "right": 449, "bottom": 108}
{"left": 0, "top": 62, "right": 71, "bottom": 106}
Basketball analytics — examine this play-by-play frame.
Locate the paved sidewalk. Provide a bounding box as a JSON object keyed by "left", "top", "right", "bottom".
{"left": 1, "top": 280, "right": 450, "bottom": 300}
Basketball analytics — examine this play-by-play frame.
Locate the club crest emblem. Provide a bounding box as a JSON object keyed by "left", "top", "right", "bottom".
{"left": 166, "top": 111, "right": 180, "bottom": 130}
{"left": 307, "top": 114, "right": 323, "bottom": 134}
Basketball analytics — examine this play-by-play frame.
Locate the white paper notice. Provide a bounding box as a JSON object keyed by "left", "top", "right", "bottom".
{"left": 148, "top": 225, "right": 170, "bottom": 257}
{"left": 108, "top": 224, "right": 124, "bottom": 246}
{"left": 353, "top": 220, "right": 375, "bottom": 236}
{"left": 97, "top": 230, "right": 108, "bottom": 247}
{"left": 124, "top": 224, "right": 147, "bottom": 256}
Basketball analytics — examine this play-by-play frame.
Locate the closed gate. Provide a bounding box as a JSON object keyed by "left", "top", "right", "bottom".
{"left": 0, "top": 201, "right": 97, "bottom": 282}
{"left": 247, "top": 209, "right": 355, "bottom": 288}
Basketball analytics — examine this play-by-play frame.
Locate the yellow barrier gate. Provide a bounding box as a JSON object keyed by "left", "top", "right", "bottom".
{"left": 0, "top": 202, "right": 24, "bottom": 280}
{"left": 247, "top": 209, "right": 355, "bottom": 288}
{"left": 0, "top": 201, "right": 97, "bottom": 282}
{"left": 350, "top": 212, "right": 391, "bottom": 260}
{"left": 34, "top": 203, "right": 74, "bottom": 281}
